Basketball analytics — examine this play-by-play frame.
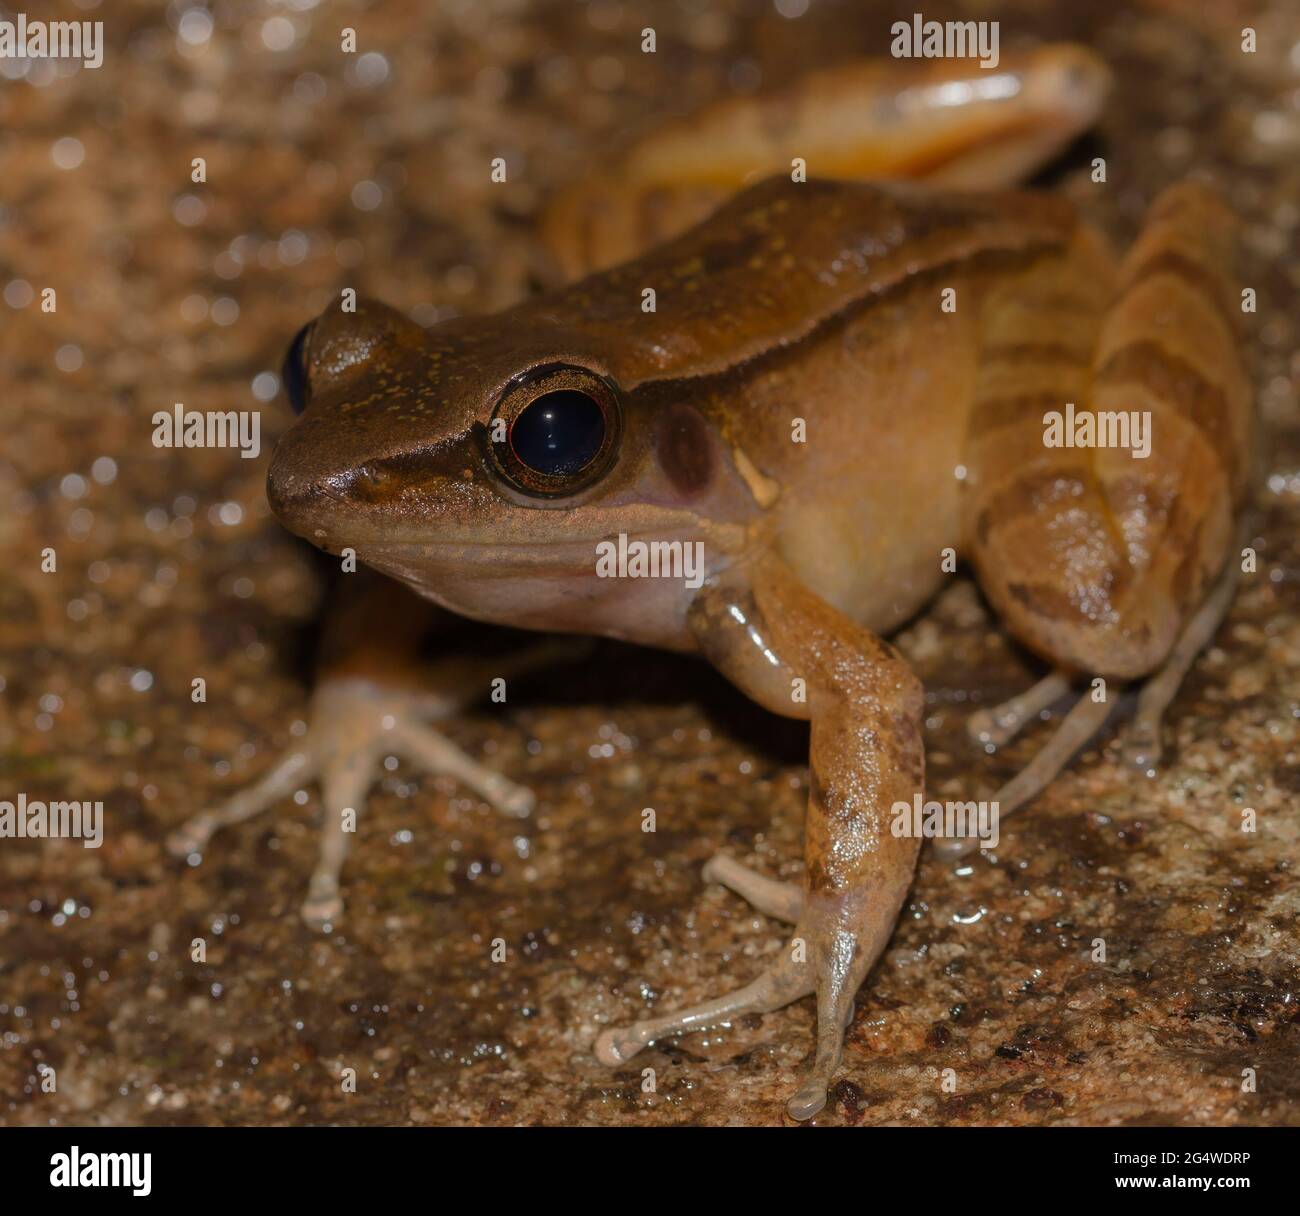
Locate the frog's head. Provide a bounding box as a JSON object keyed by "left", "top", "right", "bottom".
{"left": 267, "top": 298, "right": 756, "bottom": 645}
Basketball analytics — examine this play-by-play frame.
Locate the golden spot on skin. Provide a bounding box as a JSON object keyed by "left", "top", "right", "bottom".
{"left": 733, "top": 445, "right": 781, "bottom": 509}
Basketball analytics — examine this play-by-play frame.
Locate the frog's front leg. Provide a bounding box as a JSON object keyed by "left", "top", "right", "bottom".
{"left": 169, "top": 579, "right": 574, "bottom": 929}
{"left": 595, "top": 555, "right": 923, "bottom": 1120}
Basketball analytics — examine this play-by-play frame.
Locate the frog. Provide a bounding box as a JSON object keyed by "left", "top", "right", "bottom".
{"left": 169, "top": 43, "right": 1253, "bottom": 1120}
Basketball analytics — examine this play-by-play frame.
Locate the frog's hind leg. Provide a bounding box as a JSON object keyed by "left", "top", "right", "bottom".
{"left": 968, "top": 669, "right": 1073, "bottom": 748}
{"left": 1121, "top": 539, "right": 1243, "bottom": 773}
{"left": 944, "top": 540, "right": 1243, "bottom": 862}
{"left": 960, "top": 182, "right": 1253, "bottom": 856}
{"left": 541, "top": 43, "right": 1111, "bottom": 279}
{"left": 1008, "top": 691, "right": 1116, "bottom": 789}
{"left": 938, "top": 689, "right": 1119, "bottom": 860}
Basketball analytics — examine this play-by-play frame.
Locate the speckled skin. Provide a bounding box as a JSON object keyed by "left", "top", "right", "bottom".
{"left": 253, "top": 51, "right": 1252, "bottom": 1116}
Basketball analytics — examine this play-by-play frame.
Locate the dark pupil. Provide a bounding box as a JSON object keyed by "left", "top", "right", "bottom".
{"left": 510, "top": 389, "right": 605, "bottom": 477}
{"left": 282, "top": 322, "right": 313, "bottom": 415}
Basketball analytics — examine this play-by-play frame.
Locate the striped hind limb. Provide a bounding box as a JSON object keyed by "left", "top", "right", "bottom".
{"left": 941, "top": 537, "right": 1243, "bottom": 863}
{"left": 957, "top": 182, "right": 1253, "bottom": 846}
{"left": 595, "top": 556, "right": 924, "bottom": 1120}
{"left": 941, "top": 531, "right": 1244, "bottom": 864}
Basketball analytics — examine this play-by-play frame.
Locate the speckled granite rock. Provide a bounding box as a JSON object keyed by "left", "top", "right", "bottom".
{"left": 0, "top": 0, "right": 1296, "bottom": 1126}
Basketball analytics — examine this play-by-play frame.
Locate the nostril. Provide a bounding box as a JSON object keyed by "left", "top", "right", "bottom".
{"left": 342, "top": 463, "right": 396, "bottom": 504}
{"left": 282, "top": 321, "right": 314, "bottom": 415}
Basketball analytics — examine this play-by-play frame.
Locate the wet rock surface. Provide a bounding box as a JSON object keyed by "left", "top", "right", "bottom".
{"left": 0, "top": 0, "right": 1297, "bottom": 1125}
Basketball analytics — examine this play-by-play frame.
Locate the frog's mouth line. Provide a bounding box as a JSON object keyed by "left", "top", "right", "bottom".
{"left": 363, "top": 541, "right": 600, "bottom": 580}
{"left": 355, "top": 533, "right": 668, "bottom": 577}
{"left": 353, "top": 526, "right": 738, "bottom": 591}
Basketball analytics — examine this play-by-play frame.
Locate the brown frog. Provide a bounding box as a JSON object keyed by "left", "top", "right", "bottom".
{"left": 170, "top": 45, "right": 1253, "bottom": 1119}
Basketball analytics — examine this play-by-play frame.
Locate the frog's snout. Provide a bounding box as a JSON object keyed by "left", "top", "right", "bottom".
{"left": 265, "top": 434, "right": 340, "bottom": 545}
{"left": 265, "top": 415, "right": 374, "bottom": 547}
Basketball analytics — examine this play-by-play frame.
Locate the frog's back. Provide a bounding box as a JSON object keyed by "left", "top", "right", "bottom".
{"left": 533, "top": 177, "right": 1080, "bottom": 391}
{"left": 593, "top": 177, "right": 1090, "bottom": 631}
{"left": 516, "top": 178, "right": 1093, "bottom": 632}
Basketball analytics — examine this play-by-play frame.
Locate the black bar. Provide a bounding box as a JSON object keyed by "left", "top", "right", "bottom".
{"left": 1, "top": 1125, "right": 1289, "bottom": 1203}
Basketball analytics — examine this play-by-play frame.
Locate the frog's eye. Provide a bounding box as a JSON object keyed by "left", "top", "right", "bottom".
{"left": 490, "top": 365, "right": 621, "bottom": 497}
{"left": 511, "top": 390, "right": 605, "bottom": 476}
{"left": 282, "top": 322, "right": 314, "bottom": 415}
